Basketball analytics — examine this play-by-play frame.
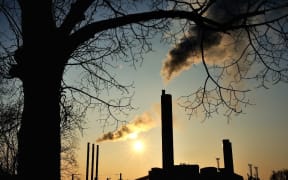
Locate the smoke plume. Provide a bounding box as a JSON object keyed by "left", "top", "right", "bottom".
{"left": 96, "top": 111, "right": 159, "bottom": 142}
{"left": 161, "top": 0, "right": 260, "bottom": 84}
{"left": 161, "top": 26, "right": 223, "bottom": 83}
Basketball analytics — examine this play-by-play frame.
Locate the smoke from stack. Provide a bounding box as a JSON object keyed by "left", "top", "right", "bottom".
{"left": 160, "top": 0, "right": 264, "bottom": 84}
{"left": 96, "top": 110, "right": 159, "bottom": 142}
{"left": 160, "top": 26, "right": 223, "bottom": 83}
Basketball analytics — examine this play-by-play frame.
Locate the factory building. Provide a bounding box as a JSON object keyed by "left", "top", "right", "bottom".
{"left": 135, "top": 90, "right": 244, "bottom": 180}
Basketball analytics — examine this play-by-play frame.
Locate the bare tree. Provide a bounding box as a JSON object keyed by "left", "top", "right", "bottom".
{"left": 0, "top": 101, "right": 21, "bottom": 177}
{"left": 59, "top": 93, "right": 85, "bottom": 180}
{"left": 270, "top": 169, "right": 288, "bottom": 180}
{"left": 0, "top": 90, "right": 84, "bottom": 179}
{"left": 1, "top": 0, "right": 288, "bottom": 179}
{"left": 0, "top": 89, "right": 84, "bottom": 179}
{"left": 0, "top": 63, "right": 83, "bottom": 179}
{"left": 0, "top": 63, "right": 22, "bottom": 177}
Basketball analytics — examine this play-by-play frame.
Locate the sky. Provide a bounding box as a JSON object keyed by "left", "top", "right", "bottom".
{"left": 1, "top": 1, "right": 287, "bottom": 180}
{"left": 73, "top": 35, "right": 288, "bottom": 180}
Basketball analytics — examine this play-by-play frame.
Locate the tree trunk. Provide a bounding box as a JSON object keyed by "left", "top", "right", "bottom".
{"left": 17, "top": 69, "right": 62, "bottom": 180}
{"left": 17, "top": 1, "right": 65, "bottom": 179}
{"left": 16, "top": 43, "right": 65, "bottom": 179}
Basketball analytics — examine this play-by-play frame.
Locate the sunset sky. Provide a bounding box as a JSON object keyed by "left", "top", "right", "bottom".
{"left": 73, "top": 35, "right": 288, "bottom": 180}
{"left": 1, "top": 2, "right": 287, "bottom": 180}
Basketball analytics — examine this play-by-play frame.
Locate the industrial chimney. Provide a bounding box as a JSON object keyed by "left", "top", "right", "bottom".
{"left": 222, "top": 139, "right": 234, "bottom": 174}
{"left": 161, "top": 90, "right": 174, "bottom": 170}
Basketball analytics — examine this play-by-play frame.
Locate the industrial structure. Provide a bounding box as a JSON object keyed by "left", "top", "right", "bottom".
{"left": 247, "top": 164, "right": 260, "bottom": 180}
{"left": 135, "top": 90, "right": 244, "bottom": 180}
{"left": 161, "top": 90, "right": 174, "bottom": 171}
{"left": 85, "top": 143, "right": 100, "bottom": 180}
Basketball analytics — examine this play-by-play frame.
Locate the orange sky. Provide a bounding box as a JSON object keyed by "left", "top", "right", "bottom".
{"left": 72, "top": 51, "right": 288, "bottom": 180}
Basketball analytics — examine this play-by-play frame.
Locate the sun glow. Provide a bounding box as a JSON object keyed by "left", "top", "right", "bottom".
{"left": 128, "top": 132, "right": 138, "bottom": 139}
{"left": 133, "top": 140, "right": 144, "bottom": 152}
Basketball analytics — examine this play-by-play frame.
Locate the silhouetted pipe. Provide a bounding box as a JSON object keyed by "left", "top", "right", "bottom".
{"left": 223, "top": 139, "right": 234, "bottom": 173}
{"left": 216, "top": 157, "right": 220, "bottom": 172}
{"left": 86, "top": 143, "right": 90, "bottom": 180}
{"left": 254, "top": 166, "right": 259, "bottom": 179}
{"left": 91, "top": 144, "right": 95, "bottom": 180}
{"left": 161, "top": 90, "right": 174, "bottom": 170}
{"left": 95, "top": 145, "right": 99, "bottom": 180}
{"left": 248, "top": 164, "right": 253, "bottom": 177}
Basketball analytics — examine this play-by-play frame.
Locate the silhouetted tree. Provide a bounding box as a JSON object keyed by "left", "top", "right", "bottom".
{"left": 0, "top": 70, "right": 82, "bottom": 179}
{"left": 0, "top": 102, "right": 20, "bottom": 177}
{"left": 0, "top": 91, "right": 84, "bottom": 180}
{"left": 0, "top": 69, "right": 22, "bottom": 177}
{"left": 59, "top": 94, "right": 84, "bottom": 180}
{"left": 1, "top": 0, "right": 288, "bottom": 179}
{"left": 270, "top": 169, "right": 288, "bottom": 180}
{"left": 0, "top": 84, "right": 83, "bottom": 179}
{"left": 0, "top": 94, "right": 84, "bottom": 180}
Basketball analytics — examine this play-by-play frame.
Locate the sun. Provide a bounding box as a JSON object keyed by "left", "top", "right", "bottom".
{"left": 128, "top": 132, "right": 138, "bottom": 139}
{"left": 133, "top": 140, "right": 144, "bottom": 152}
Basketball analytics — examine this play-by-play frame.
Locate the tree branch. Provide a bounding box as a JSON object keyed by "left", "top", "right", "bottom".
{"left": 67, "top": 9, "right": 220, "bottom": 51}
{"left": 59, "top": 0, "right": 94, "bottom": 36}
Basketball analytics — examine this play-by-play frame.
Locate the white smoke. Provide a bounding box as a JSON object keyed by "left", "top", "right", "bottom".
{"left": 96, "top": 105, "right": 160, "bottom": 142}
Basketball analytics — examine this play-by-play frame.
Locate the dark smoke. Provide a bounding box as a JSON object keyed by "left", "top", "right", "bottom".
{"left": 161, "top": 0, "right": 262, "bottom": 83}
{"left": 96, "top": 125, "right": 132, "bottom": 142}
{"left": 161, "top": 26, "right": 222, "bottom": 83}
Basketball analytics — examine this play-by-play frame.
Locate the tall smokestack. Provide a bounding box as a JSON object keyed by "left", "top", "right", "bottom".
{"left": 161, "top": 90, "right": 174, "bottom": 170}
{"left": 86, "top": 143, "right": 90, "bottom": 180}
{"left": 95, "top": 145, "right": 99, "bottom": 180}
{"left": 91, "top": 144, "right": 95, "bottom": 180}
{"left": 254, "top": 166, "right": 259, "bottom": 179}
{"left": 222, "top": 139, "right": 234, "bottom": 174}
{"left": 248, "top": 164, "right": 253, "bottom": 177}
{"left": 216, "top": 157, "right": 220, "bottom": 172}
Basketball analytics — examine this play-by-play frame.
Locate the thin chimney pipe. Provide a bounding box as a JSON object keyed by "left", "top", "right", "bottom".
{"left": 95, "top": 145, "right": 99, "bottom": 180}
{"left": 86, "top": 143, "right": 90, "bottom": 180}
{"left": 254, "top": 166, "right": 259, "bottom": 179}
{"left": 248, "top": 164, "right": 253, "bottom": 177}
{"left": 216, "top": 157, "right": 220, "bottom": 172}
{"left": 91, "top": 144, "right": 95, "bottom": 180}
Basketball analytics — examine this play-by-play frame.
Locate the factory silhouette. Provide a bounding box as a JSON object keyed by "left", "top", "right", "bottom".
{"left": 135, "top": 90, "right": 244, "bottom": 180}
{"left": 86, "top": 90, "right": 258, "bottom": 180}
